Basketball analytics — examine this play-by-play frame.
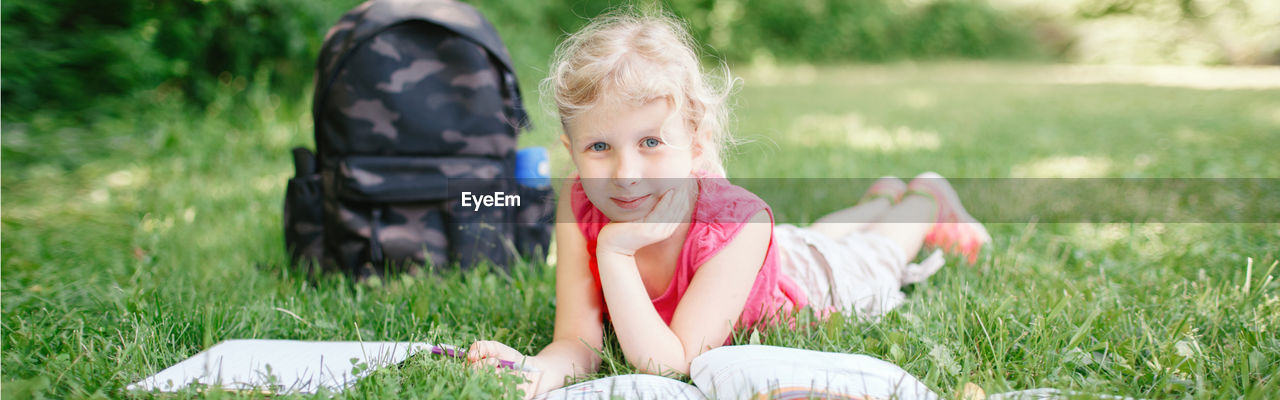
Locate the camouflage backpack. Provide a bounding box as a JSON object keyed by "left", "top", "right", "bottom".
{"left": 284, "top": 0, "right": 554, "bottom": 278}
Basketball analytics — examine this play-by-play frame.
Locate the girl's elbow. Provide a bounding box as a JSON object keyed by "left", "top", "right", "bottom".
{"left": 631, "top": 356, "right": 691, "bottom": 376}
{"left": 570, "top": 342, "right": 606, "bottom": 375}
{"left": 584, "top": 354, "right": 604, "bottom": 374}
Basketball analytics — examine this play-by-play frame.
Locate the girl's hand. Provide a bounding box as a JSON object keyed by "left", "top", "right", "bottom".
{"left": 467, "top": 340, "right": 541, "bottom": 398}
{"left": 596, "top": 180, "right": 696, "bottom": 257}
{"left": 466, "top": 340, "right": 526, "bottom": 371}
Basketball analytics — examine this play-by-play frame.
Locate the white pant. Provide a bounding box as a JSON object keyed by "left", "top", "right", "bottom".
{"left": 774, "top": 224, "right": 945, "bottom": 319}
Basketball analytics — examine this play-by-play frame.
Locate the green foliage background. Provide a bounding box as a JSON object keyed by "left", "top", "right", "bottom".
{"left": 7, "top": 0, "right": 1276, "bottom": 118}
{"left": 2, "top": 0, "right": 1041, "bottom": 117}
{"left": 1, "top": 0, "right": 361, "bottom": 114}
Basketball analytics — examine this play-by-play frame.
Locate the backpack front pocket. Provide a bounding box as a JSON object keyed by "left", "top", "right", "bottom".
{"left": 327, "top": 156, "right": 515, "bottom": 275}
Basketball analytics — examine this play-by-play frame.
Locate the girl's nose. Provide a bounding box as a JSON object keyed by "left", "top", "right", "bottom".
{"left": 612, "top": 151, "right": 640, "bottom": 187}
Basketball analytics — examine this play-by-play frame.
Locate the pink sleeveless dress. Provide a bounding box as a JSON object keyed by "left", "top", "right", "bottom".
{"left": 570, "top": 170, "right": 809, "bottom": 339}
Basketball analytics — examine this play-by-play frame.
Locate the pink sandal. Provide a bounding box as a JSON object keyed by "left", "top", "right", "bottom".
{"left": 907, "top": 172, "right": 990, "bottom": 264}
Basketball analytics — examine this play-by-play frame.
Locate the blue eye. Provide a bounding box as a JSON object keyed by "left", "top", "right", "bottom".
{"left": 642, "top": 138, "right": 662, "bottom": 148}
{"left": 589, "top": 142, "right": 609, "bottom": 152}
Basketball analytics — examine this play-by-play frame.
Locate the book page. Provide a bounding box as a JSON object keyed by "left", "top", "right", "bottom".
{"left": 127, "top": 339, "right": 429, "bottom": 394}
{"left": 533, "top": 374, "right": 706, "bottom": 400}
{"left": 690, "top": 345, "right": 939, "bottom": 400}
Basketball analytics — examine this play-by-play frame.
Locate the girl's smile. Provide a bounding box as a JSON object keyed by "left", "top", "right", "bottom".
{"left": 611, "top": 194, "right": 652, "bottom": 209}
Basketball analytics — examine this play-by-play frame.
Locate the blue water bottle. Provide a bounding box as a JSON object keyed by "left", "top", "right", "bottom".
{"left": 515, "top": 147, "right": 551, "bottom": 189}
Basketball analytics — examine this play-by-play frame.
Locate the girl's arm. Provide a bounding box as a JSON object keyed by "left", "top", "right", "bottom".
{"left": 596, "top": 209, "right": 771, "bottom": 375}
{"left": 527, "top": 183, "right": 608, "bottom": 391}
{"left": 469, "top": 178, "right": 605, "bottom": 397}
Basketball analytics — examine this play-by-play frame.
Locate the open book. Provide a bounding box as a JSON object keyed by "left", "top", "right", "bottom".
{"left": 533, "top": 345, "right": 940, "bottom": 400}
{"left": 127, "top": 340, "right": 430, "bottom": 394}
{"left": 129, "top": 341, "right": 1132, "bottom": 399}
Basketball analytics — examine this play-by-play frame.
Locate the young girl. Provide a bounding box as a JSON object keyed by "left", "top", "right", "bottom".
{"left": 466, "top": 10, "right": 989, "bottom": 398}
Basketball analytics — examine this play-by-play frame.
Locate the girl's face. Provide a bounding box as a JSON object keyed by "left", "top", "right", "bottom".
{"left": 561, "top": 98, "right": 699, "bottom": 222}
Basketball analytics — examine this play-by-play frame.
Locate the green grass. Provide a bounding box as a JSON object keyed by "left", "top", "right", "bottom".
{"left": 3, "top": 63, "right": 1278, "bottom": 399}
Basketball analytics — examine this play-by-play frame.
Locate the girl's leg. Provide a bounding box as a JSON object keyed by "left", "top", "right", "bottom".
{"left": 863, "top": 194, "right": 936, "bottom": 263}
{"left": 809, "top": 177, "right": 907, "bottom": 239}
{"left": 811, "top": 173, "right": 989, "bottom": 265}
{"left": 808, "top": 198, "right": 892, "bottom": 239}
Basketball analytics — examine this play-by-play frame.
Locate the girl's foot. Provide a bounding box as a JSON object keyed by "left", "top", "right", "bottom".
{"left": 858, "top": 176, "right": 908, "bottom": 205}
{"left": 907, "top": 172, "right": 990, "bottom": 264}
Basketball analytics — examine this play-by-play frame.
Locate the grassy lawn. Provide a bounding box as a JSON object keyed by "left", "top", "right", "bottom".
{"left": 2, "top": 63, "right": 1277, "bottom": 399}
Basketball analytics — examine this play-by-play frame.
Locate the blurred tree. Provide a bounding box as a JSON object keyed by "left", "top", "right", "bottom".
{"left": 2, "top": 0, "right": 1056, "bottom": 118}
{"left": 1, "top": 0, "right": 360, "bottom": 116}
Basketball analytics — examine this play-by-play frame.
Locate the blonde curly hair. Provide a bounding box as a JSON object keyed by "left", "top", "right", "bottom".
{"left": 542, "top": 7, "right": 738, "bottom": 177}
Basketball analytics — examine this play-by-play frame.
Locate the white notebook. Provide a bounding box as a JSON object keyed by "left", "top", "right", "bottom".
{"left": 127, "top": 339, "right": 429, "bottom": 394}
